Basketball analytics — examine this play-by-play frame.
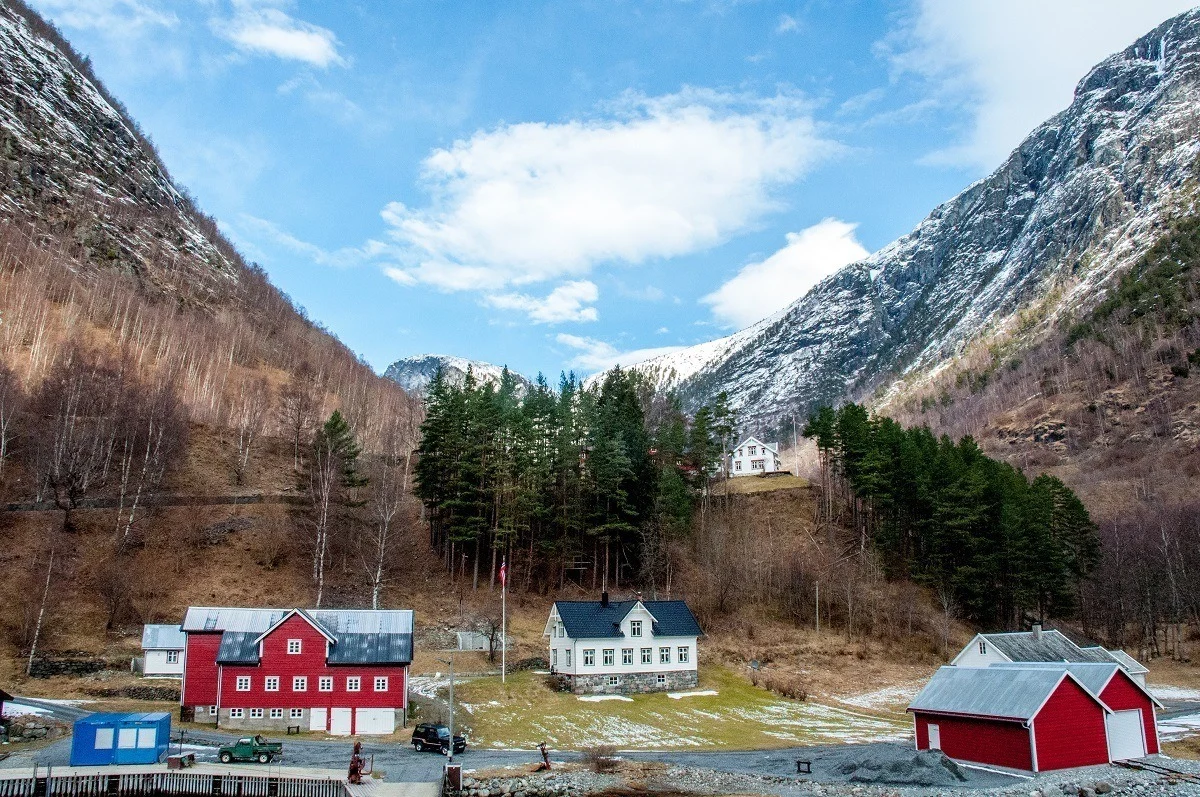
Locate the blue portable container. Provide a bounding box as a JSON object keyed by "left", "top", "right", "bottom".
{"left": 70, "top": 712, "right": 171, "bottom": 766}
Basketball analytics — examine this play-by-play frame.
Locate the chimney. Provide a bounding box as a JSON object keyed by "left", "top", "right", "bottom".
{"left": 636, "top": 591, "right": 643, "bottom": 602}
{"left": 1032, "top": 623, "right": 1042, "bottom": 640}
{"left": 600, "top": 591, "right": 609, "bottom": 608}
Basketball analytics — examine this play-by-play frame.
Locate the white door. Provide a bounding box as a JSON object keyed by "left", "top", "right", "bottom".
{"left": 1107, "top": 710, "right": 1146, "bottom": 761}
{"left": 310, "top": 708, "right": 327, "bottom": 732}
{"left": 355, "top": 709, "right": 395, "bottom": 735}
{"left": 927, "top": 723, "right": 941, "bottom": 750}
{"left": 330, "top": 708, "right": 352, "bottom": 736}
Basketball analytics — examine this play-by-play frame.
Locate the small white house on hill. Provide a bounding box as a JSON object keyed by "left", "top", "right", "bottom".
{"left": 140, "top": 624, "right": 186, "bottom": 677}
{"left": 545, "top": 593, "right": 702, "bottom": 694}
{"left": 952, "top": 625, "right": 1149, "bottom": 687}
{"left": 728, "top": 436, "right": 782, "bottom": 476}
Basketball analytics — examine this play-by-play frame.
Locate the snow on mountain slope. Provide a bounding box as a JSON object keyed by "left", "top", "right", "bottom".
{"left": 384, "top": 354, "right": 531, "bottom": 397}
{"left": 626, "top": 8, "right": 1200, "bottom": 429}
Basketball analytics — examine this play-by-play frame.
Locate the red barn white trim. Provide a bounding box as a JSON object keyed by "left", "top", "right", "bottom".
{"left": 180, "top": 607, "right": 413, "bottom": 736}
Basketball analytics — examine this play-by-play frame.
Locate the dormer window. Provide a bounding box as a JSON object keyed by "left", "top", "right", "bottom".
{"left": 630, "top": 620, "right": 642, "bottom": 637}
{"left": 287, "top": 639, "right": 302, "bottom": 654}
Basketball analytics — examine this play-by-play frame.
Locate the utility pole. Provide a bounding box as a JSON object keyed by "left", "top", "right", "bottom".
{"left": 437, "top": 654, "right": 456, "bottom": 764}
{"left": 500, "top": 559, "right": 508, "bottom": 683}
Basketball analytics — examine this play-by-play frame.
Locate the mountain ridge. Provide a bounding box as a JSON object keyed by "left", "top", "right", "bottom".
{"left": 384, "top": 353, "right": 531, "bottom": 397}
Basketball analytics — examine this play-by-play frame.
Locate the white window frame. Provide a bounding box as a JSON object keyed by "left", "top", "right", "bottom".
{"left": 347, "top": 676, "right": 361, "bottom": 692}
{"left": 607, "top": 676, "right": 620, "bottom": 686}
{"left": 229, "top": 708, "right": 244, "bottom": 719}
{"left": 236, "top": 676, "right": 251, "bottom": 692}
{"left": 583, "top": 649, "right": 595, "bottom": 666}
{"left": 287, "top": 639, "right": 302, "bottom": 655}
{"left": 630, "top": 620, "right": 642, "bottom": 637}
{"left": 979, "top": 640, "right": 987, "bottom": 655}
{"left": 290, "top": 708, "right": 304, "bottom": 719}
{"left": 265, "top": 676, "right": 280, "bottom": 692}
{"left": 659, "top": 646, "right": 671, "bottom": 664}
{"left": 657, "top": 674, "right": 666, "bottom": 686}
{"left": 603, "top": 649, "right": 615, "bottom": 666}
{"left": 319, "top": 676, "right": 333, "bottom": 692}
{"left": 249, "top": 708, "right": 264, "bottom": 719}
{"left": 293, "top": 676, "right": 308, "bottom": 692}
{"left": 166, "top": 650, "right": 179, "bottom": 664}
{"left": 641, "top": 648, "right": 652, "bottom": 664}
{"left": 622, "top": 648, "right": 633, "bottom": 665}
{"left": 208, "top": 705, "right": 217, "bottom": 716}
{"left": 269, "top": 708, "right": 283, "bottom": 719}
{"left": 677, "top": 645, "right": 690, "bottom": 663}
{"left": 565, "top": 650, "right": 572, "bottom": 666}
{"left": 551, "top": 649, "right": 558, "bottom": 666}
{"left": 374, "top": 676, "right": 389, "bottom": 692}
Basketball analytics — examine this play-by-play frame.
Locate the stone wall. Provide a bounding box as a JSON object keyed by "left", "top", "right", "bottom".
{"left": 558, "top": 669, "right": 697, "bottom": 694}
{"left": 218, "top": 708, "right": 309, "bottom": 732}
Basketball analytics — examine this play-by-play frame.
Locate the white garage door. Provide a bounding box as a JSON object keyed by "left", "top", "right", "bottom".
{"left": 310, "top": 708, "right": 327, "bottom": 732}
{"left": 355, "top": 709, "right": 395, "bottom": 735}
{"left": 1107, "top": 709, "right": 1146, "bottom": 761}
{"left": 330, "top": 708, "right": 352, "bottom": 736}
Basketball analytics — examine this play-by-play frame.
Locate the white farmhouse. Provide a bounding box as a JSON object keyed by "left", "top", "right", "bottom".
{"left": 953, "top": 624, "right": 1150, "bottom": 687}
{"left": 545, "top": 593, "right": 702, "bottom": 694}
{"left": 140, "top": 624, "right": 185, "bottom": 677}
{"left": 728, "top": 436, "right": 782, "bottom": 476}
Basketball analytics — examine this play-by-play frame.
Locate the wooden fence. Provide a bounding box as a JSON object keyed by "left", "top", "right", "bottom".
{"left": 0, "top": 771, "right": 349, "bottom": 797}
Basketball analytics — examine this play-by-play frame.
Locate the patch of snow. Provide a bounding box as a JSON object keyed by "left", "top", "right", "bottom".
{"left": 1151, "top": 685, "right": 1200, "bottom": 701}
{"left": 836, "top": 681, "right": 927, "bottom": 710}
{"left": 578, "top": 695, "right": 633, "bottom": 702}
{"left": 3, "top": 703, "right": 51, "bottom": 716}
{"left": 666, "top": 690, "right": 718, "bottom": 700}
{"left": 1157, "top": 712, "right": 1200, "bottom": 740}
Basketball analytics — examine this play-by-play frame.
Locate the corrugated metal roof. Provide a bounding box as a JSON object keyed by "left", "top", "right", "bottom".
{"left": 76, "top": 712, "right": 170, "bottom": 725}
{"left": 982, "top": 630, "right": 1094, "bottom": 662}
{"left": 554, "top": 600, "right": 701, "bottom": 639}
{"left": 988, "top": 662, "right": 1119, "bottom": 696}
{"left": 185, "top": 606, "right": 415, "bottom": 666}
{"left": 141, "top": 624, "right": 185, "bottom": 650}
{"left": 1095, "top": 647, "right": 1150, "bottom": 675}
{"left": 908, "top": 666, "right": 1097, "bottom": 721}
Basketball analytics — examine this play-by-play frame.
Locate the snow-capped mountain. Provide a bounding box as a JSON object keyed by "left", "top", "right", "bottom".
{"left": 384, "top": 354, "right": 531, "bottom": 397}
{"left": 627, "top": 9, "right": 1200, "bottom": 427}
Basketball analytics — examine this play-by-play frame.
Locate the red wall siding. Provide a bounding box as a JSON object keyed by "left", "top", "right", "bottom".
{"left": 914, "top": 712, "right": 1033, "bottom": 771}
{"left": 182, "top": 633, "right": 222, "bottom": 706}
{"left": 216, "top": 616, "right": 408, "bottom": 711}
{"left": 1100, "top": 672, "right": 1158, "bottom": 754}
{"left": 1032, "top": 678, "right": 1110, "bottom": 771}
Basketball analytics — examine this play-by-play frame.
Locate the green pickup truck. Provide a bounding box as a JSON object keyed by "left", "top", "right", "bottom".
{"left": 218, "top": 736, "right": 283, "bottom": 764}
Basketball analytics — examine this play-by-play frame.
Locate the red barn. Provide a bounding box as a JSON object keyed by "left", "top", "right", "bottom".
{"left": 180, "top": 607, "right": 413, "bottom": 736}
{"left": 908, "top": 666, "right": 1112, "bottom": 772}
{"left": 989, "top": 662, "right": 1162, "bottom": 760}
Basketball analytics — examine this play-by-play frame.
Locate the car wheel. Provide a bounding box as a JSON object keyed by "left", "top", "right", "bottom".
{"left": 414, "top": 740, "right": 424, "bottom": 752}
{"left": 440, "top": 744, "right": 449, "bottom": 755}
{"left": 257, "top": 753, "right": 270, "bottom": 764}
{"left": 220, "top": 752, "right": 232, "bottom": 764}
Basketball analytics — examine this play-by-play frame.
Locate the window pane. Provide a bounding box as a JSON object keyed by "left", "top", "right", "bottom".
{"left": 117, "top": 728, "right": 137, "bottom": 749}
{"left": 94, "top": 728, "right": 114, "bottom": 749}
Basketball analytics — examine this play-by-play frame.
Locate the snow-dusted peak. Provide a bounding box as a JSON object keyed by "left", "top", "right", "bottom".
{"left": 383, "top": 354, "right": 531, "bottom": 397}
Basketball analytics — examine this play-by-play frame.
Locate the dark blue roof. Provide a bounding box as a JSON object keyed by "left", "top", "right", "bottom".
{"left": 554, "top": 600, "right": 701, "bottom": 639}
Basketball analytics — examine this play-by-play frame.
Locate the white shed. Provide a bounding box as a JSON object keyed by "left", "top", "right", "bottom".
{"left": 140, "top": 624, "right": 186, "bottom": 677}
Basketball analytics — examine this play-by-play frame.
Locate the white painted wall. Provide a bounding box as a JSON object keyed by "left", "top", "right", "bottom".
{"left": 728, "top": 437, "right": 782, "bottom": 477}
{"left": 547, "top": 604, "right": 697, "bottom": 677}
{"left": 951, "top": 636, "right": 1010, "bottom": 667}
{"left": 144, "top": 648, "right": 185, "bottom": 676}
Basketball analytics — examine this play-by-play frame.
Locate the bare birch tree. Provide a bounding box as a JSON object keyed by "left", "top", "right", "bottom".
{"left": 231, "top": 378, "right": 271, "bottom": 485}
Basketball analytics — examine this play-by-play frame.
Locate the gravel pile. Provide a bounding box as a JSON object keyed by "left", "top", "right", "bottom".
{"left": 461, "top": 769, "right": 622, "bottom": 797}
{"left": 836, "top": 749, "right": 966, "bottom": 786}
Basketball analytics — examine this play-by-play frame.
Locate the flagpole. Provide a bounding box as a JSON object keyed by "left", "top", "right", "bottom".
{"left": 501, "top": 559, "right": 507, "bottom": 684}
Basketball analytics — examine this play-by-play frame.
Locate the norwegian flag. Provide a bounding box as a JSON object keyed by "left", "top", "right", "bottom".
{"left": 499, "top": 560, "right": 507, "bottom": 588}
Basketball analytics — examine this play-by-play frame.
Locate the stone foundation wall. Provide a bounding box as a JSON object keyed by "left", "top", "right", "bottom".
{"left": 560, "top": 669, "right": 698, "bottom": 694}
{"left": 218, "top": 708, "right": 309, "bottom": 731}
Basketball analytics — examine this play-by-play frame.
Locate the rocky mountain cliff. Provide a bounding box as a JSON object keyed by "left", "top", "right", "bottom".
{"left": 630, "top": 9, "right": 1200, "bottom": 431}
{"left": 384, "top": 354, "right": 531, "bottom": 397}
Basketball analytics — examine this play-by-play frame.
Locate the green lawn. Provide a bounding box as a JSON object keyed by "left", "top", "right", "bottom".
{"left": 452, "top": 667, "right": 910, "bottom": 750}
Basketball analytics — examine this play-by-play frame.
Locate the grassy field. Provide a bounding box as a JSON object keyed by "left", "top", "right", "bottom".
{"left": 722, "top": 474, "right": 810, "bottom": 494}
{"left": 452, "top": 666, "right": 909, "bottom": 751}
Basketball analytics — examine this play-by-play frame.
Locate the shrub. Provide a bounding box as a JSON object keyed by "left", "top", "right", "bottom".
{"left": 582, "top": 745, "right": 618, "bottom": 773}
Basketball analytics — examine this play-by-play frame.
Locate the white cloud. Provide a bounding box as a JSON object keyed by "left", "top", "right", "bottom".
{"left": 233, "top": 214, "right": 386, "bottom": 268}
{"left": 30, "top": 0, "right": 177, "bottom": 33}
{"left": 888, "top": 1, "right": 1195, "bottom": 171}
{"left": 383, "top": 89, "right": 837, "bottom": 292}
{"left": 555, "top": 334, "right": 684, "bottom": 374}
{"left": 776, "top": 14, "right": 800, "bottom": 34}
{"left": 214, "top": 2, "right": 344, "bottom": 67}
{"left": 486, "top": 281, "right": 600, "bottom": 324}
{"left": 702, "top": 218, "right": 869, "bottom": 329}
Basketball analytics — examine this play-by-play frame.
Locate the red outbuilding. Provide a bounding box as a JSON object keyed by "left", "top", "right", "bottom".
{"left": 908, "top": 666, "right": 1112, "bottom": 772}
{"left": 180, "top": 607, "right": 413, "bottom": 736}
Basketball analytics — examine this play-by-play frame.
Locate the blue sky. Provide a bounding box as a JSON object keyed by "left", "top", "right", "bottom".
{"left": 30, "top": 0, "right": 1196, "bottom": 379}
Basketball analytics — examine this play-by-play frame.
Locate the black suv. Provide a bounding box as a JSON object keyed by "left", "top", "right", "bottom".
{"left": 411, "top": 723, "right": 466, "bottom": 754}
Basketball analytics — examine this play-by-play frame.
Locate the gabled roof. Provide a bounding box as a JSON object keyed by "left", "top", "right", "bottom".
{"left": 252, "top": 609, "right": 337, "bottom": 645}
{"left": 909, "top": 666, "right": 1107, "bottom": 721}
{"left": 988, "top": 662, "right": 1163, "bottom": 708}
{"left": 141, "top": 624, "right": 185, "bottom": 650}
{"left": 552, "top": 600, "right": 701, "bottom": 640}
{"left": 1090, "top": 647, "right": 1150, "bottom": 675}
{"left": 975, "top": 629, "right": 1095, "bottom": 663}
{"left": 184, "top": 607, "right": 414, "bottom": 666}
{"left": 732, "top": 436, "right": 778, "bottom": 454}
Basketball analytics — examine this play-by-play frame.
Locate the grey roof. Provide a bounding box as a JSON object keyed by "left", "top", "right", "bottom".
{"left": 185, "top": 606, "right": 414, "bottom": 666}
{"left": 141, "top": 624, "right": 185, "bottom": 650}
{"left": 981, "top": 630, "right": 1099, "bottom": 663}
{"left": 988, "top": 662, "right": 1163, "bottom": 708}
{"left": 909, "top": 666, "right": 1103, "bottom": 721}
{"left": 1091, "top": 647, "right": 1150, "bottom": 675}
{"left": 553, "top": 600, "right": 701, "bottom": 640}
